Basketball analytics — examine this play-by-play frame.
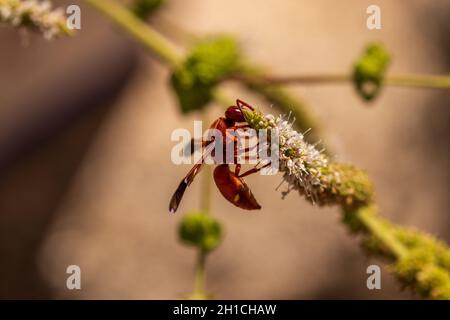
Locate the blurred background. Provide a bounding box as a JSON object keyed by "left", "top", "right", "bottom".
{"left": 0, "top": 0, "right": 449, "bottom": 299}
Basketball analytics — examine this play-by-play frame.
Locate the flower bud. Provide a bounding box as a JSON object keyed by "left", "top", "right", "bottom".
{"left": 178, "top": 212, "right": 223, "bottom": 253}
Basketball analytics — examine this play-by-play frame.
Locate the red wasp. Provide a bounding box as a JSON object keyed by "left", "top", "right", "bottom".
{"left": 169, "top": 99, "right": 268, "bottom": 213}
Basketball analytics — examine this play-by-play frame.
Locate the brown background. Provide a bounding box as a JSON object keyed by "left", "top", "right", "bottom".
{"left": 0, "top": 0, "right": 449, "bottom": 299}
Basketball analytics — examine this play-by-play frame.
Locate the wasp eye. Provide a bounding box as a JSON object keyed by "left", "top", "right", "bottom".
{"left": 225, "top": 106, "right": 245, "bottom": 122}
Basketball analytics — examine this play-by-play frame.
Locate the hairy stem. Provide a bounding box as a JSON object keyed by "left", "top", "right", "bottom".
{"left": 356, "top": 205, "right": 408, "bottom": 259}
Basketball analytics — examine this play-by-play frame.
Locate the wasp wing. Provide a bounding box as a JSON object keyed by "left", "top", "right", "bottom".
{"left": 169, "top": 142, "right": 216, "bottom": 213}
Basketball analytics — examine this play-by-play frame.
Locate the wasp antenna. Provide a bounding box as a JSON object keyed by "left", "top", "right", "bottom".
{"left": 289, "top": 117, "right": 296, "bottom": 127}
{"left": 236, "top": 99, "right": 255, "bottom": 111}
{"left": 291, "top": 116, "right": 297, "bottom": 126}
{"left": 313, "top": 139, "right": 322, "bottom": 147}
{"left": 286, "top": 111, "right": 292, "bottom": 122}
{"left": 275, "top": 178, "right": 285, "bottom": 191}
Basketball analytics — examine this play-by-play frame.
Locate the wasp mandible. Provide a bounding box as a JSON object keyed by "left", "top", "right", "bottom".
{"left": 169, "top": 99, "right": 269, "bottom": 213}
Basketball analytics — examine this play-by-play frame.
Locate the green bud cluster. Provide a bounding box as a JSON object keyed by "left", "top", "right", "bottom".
{"left": 394, "top": 249, "right": 450, "bottom": 299}
{"left": 132, "top": 0, "right": 165, "bottom": 19}
{"left": 353, "top": 42, "right": 391, "bottom": 101}
{"left": 315, "top": 163, "right": 374, "bottom": 208}
{"left": 241, "top": 108, "right": 268, "bottom": 130}
{"left": 178, "top": 212, "right": 223, "bottom": 253}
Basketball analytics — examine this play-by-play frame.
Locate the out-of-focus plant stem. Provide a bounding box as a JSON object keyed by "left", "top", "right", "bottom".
{"left": 190, "top": 250, "right": 207, "bottom": 299}
{"left": 386, "top": 74, "right": 450, "bottom": 89}
{"left": 84, "top": 0, "right": 182, "bottom": 67}
{"left": 232, "top": 73, "right": 450, "bottom": 89}
{"left": 200, "top": 165, "right": 212, "bottom": 215}
{"left": 84, "top": 0, "right": 325, "bottom": 145}
{"left": 200, "top": 113, "right": 212, "bottom": 215}
{"left": 144, "top": 14, "right": 325, "bottom": 144}
{"left": 192, "top": 113, "right": 214, "bottom": 299}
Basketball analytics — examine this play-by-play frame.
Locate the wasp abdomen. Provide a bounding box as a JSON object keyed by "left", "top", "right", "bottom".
{"left": 213, "top": 164, "right": 261, "bottom": 210}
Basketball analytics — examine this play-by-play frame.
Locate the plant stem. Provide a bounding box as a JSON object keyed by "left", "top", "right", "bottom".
{"left": 193, "top": 175, "right": 210, "bottom": 299}
{"left": 233, "top": 73, "right": 450, "bottom": 89}
{"left": 152, "top": 16, "right": 326, "bottom": 143}
{"left": 356, "top": 205, "right": 408, "bottom": 259}
{"left": 232, "top": 73, "right": 349, "bottom": 85}
{"left": 84, "top": 0, "right": 182, "bottom": 67}
{"left": 200, "top": 167, "right": 212, "bottom": 214}
{"left": 84, "top": 0, "right": 450, "bottom": 93}
{"left": 191, "top": 250, "right": 207, "bottom": 299}
{"left": 200, "top": 112, "right": 212, "bottom": 215}
{"left": 386, "top": 74, "right": 450, "bottom": 89}
{"left": 153, "top": 14, "right": 198, "bottom": 46}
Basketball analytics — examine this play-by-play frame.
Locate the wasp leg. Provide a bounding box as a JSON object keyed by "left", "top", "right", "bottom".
{"left": 237, "top": 162, "right": 271, "bottom": 178}
{"left": 233, "top": 141, "right": 258, "bottom": 164}
{"left": 234, "top": 164, "right": 241, "bottom": 176}
{"left": 229, "top": 124, "right": 251, "bottom": 130}
{"left": 236, "top": 99, "right": 255, "bottom": 111}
